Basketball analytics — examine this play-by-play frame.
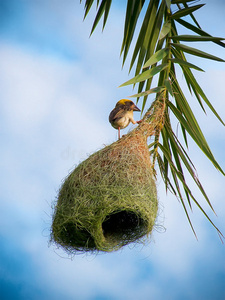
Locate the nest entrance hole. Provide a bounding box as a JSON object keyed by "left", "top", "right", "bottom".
{"left": 102, "top": 210, "right": 145, "bottom": 240}
{"left": 59, "top": 222, "right": 95, "bottom": 249}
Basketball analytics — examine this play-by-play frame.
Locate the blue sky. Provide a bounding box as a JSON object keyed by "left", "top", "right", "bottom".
{"left": 0, "top": 1, "right": 225, "bottom": 299}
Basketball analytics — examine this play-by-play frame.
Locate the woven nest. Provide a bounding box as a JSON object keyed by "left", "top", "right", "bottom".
{"left": 51, "top": 124, "right": 158, "bottom": 253}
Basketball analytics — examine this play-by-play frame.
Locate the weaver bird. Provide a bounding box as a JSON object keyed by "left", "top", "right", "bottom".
{"left": 109, "top": 99, "right": 141, "bottom": 139}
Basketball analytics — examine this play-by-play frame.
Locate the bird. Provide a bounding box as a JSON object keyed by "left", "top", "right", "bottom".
{"left": 109, "top": 99, "right": 141, "bottom": 139}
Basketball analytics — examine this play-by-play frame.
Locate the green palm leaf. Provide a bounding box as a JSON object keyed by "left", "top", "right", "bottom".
{"left": 176, "top": 18, "right": 225, "bottom": 48}
{"left": 171, "top": 43, "right": 225, "bottom": 62}
{"left": 143, "top": 48, "right": 169, "bottom": 68}
{"left": 119, "top": 63, "right": 169, "bottom": 87}
{"left": 169, "top": 58, "right": 204, "bottom": 71}
{"left": 129, "top": 86, "right": 165, "bottom": 98}
{"left": 171, "top": 0, "right": 196, "bottom": 3}
{"left": 171, "top": 4, "right": 205, "bottom": 19}
{"left": 121, "top": 0, "right": 146, "bottom": 65}
{"left": 171, "top": 35, "right": 225, "bottom": 42}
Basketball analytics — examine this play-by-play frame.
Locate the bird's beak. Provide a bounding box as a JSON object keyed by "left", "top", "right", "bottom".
{"left": 133, "top": 105, "right": 141, "bottom": 112}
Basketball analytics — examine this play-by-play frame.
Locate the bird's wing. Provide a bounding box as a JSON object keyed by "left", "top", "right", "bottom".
{"left": 109, "top": 106, "right": 125, "bottom": 122}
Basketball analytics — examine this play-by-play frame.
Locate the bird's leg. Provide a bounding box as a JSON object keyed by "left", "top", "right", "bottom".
{"left": 118, "top": 127, "right": 121, "bottom": 139}
{"left": 130, "top": 117, "right": 142, "bottom": 125}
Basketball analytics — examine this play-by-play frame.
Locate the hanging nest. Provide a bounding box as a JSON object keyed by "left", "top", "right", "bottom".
{"left": 51, "top": 103, "right": 164, "bottom": 253}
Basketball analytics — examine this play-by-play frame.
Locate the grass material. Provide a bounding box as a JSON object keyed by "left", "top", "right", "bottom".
{"left": 51, "top": 127, "right": 158, "bottom": 253}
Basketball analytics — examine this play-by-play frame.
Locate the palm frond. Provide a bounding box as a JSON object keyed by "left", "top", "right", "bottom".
{"left": 81, "top": 0, "right": 225, "bottom": 239}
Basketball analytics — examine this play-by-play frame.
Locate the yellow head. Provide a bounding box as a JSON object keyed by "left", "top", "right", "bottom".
{"left": 115, "top": 99, "right": 140, "bottom": 111}
{"left": 116, "top": 99, "right": 133, "bottom": 106}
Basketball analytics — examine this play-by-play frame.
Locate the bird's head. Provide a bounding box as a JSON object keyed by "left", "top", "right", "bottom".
{"left": 115, "top": 99, "right": 141, "bottom": 112}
